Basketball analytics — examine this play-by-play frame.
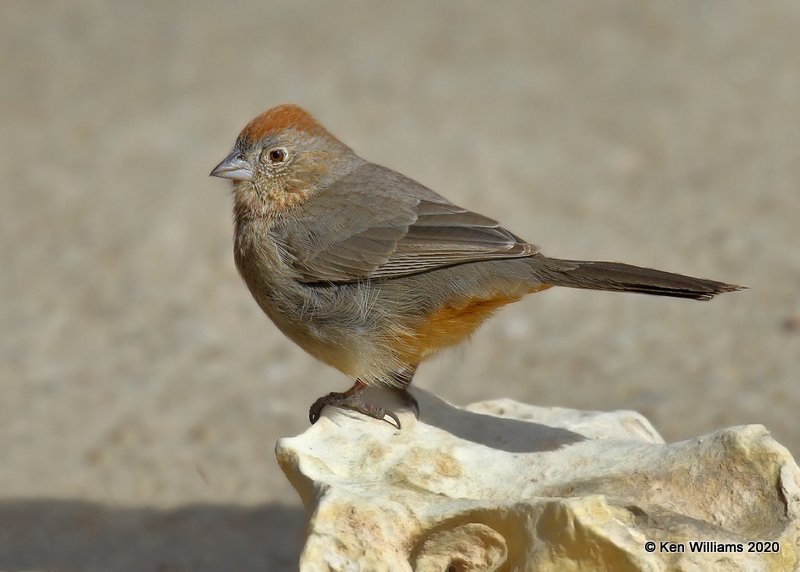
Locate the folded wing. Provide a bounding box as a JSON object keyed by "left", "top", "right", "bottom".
{"left": 274, "top": 164, "right": 537, "bottom": 283}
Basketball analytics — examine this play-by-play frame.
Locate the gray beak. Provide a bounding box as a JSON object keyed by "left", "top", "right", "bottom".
{"left": 210, "top": 149, "right": 254, "bottom": 181}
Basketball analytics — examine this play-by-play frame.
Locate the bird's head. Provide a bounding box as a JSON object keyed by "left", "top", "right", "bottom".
{"left": 211, "top": 104, "right": 355, "bottom": 218}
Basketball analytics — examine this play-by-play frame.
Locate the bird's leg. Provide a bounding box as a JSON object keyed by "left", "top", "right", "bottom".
{"left": 308, "top": 380, "right": 402, "bottom": 427}
{"left": 389, "top": 366, "right": 419, "bottom": 418}
{"left": 308, "top": 366, "right": 420, "bottom": 427}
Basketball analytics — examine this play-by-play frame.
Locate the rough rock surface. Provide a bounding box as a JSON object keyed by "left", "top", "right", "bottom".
{"left": 277, "top": 390, "right": 800, "bottom": 571}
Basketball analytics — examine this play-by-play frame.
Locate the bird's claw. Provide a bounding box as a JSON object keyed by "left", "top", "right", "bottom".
{"left": 397, "top": 389, "right": 419, "bottom": 418}
{"left": 308, "top": 391, "right": 403, "bottom": 428}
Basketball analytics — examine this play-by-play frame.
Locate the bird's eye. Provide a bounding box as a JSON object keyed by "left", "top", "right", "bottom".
{"left": 267, "top": 147, "right": 288, "bottom": 164}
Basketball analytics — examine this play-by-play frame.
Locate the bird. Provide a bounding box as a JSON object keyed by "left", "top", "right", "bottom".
{"left": 210, "top": 104, "right": 741, "bottom": 427}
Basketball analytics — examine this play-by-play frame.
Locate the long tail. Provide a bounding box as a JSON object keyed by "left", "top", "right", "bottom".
{"left": 532, "top": 257, "right": 743, "bottom": 301}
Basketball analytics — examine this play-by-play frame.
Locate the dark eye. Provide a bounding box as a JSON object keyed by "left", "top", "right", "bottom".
{"left": 267, "top": 147, "right": 288, "bottom": 164}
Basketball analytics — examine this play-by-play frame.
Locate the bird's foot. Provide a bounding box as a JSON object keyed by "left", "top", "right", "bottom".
{"left": 396, "top": 388, "right": 420, "bottom": 418}
{"left": 308, "top": 390, "right": 402, "bottom": 427}
{"left": 308, "top": 380, "right": 422, "bottom": 428}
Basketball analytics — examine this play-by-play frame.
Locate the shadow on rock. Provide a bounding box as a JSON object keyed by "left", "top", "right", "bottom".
{"left": 0, "top": 499, "right": 304, "bottom": 572}
{"left": 414, "top": 389, "right": 586, "bottom": 453}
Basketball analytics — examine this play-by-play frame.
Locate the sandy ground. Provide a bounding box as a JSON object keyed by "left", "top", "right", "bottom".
{"left": 2, "top": 1, "right": 799, "bottom": 569}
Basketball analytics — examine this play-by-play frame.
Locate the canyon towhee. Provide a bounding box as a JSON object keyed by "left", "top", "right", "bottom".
{"left": 211, "top": 104, "right": 741, "bottom": 427}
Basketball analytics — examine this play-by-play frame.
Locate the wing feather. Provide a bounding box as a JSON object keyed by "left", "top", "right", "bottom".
{"left": 274, "top": 164, "right": 538, "bottom": 282}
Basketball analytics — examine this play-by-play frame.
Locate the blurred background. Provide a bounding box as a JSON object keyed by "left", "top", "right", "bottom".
{"left": 2, "top": 1, "right": 799, "bottom": 569}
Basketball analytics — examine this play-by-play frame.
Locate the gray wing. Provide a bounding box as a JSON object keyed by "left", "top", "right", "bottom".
{"left": 274, "top": 163, "right": 538, "bottom": 283}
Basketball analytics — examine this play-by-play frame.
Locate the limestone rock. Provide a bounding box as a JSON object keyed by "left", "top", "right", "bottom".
{"left": 276, "top": 389, "right": 800, "bottom": 571}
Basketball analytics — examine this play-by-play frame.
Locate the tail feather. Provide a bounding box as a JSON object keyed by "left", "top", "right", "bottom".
{"left": 534, "top": 258, "right": 743, "bottom": 301}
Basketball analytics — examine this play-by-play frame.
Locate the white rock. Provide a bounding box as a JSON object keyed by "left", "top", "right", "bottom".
{"left": 276, "top": 389, "right": 800, "bottom": 571}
